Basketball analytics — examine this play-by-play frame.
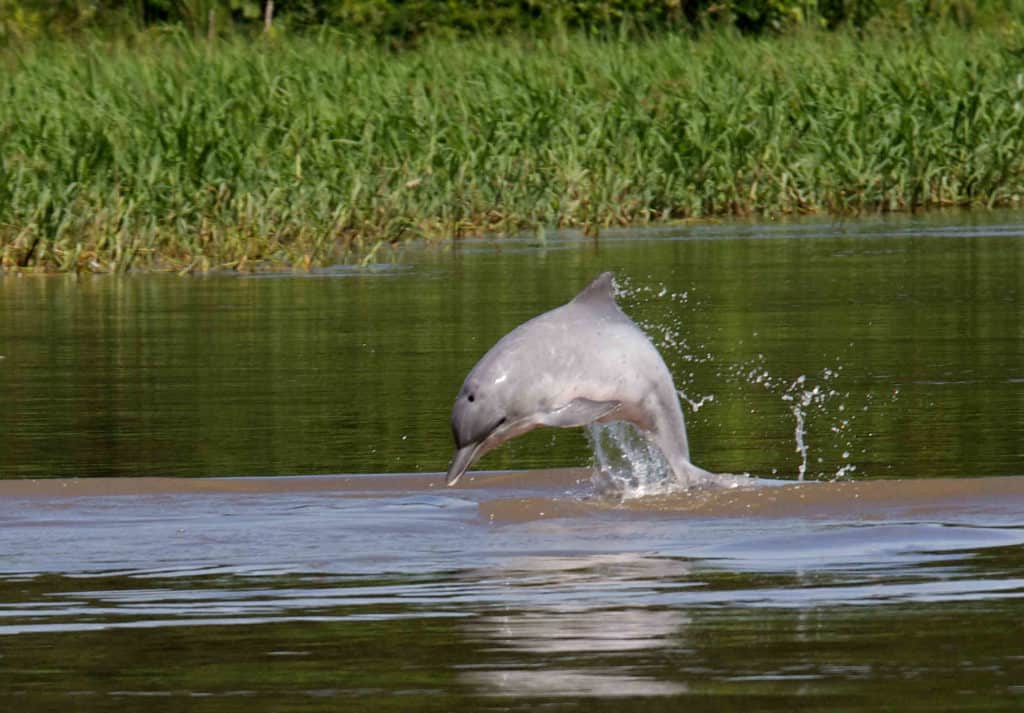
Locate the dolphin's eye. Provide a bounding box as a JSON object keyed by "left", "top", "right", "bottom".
{"left": 467, "top": 394, "right": 475, "bottom": 403}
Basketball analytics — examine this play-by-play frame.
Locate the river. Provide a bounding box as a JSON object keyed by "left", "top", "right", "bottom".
{"left": 1, "top": 212, "right": 1022, "bottom": 711}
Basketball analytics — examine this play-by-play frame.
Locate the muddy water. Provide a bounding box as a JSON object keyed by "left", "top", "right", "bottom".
{"left": 1, "top": 213, "right": 1024, "bottom": 710}
{"left": 2, "top": 471, "right": 1024, "bottom": 710}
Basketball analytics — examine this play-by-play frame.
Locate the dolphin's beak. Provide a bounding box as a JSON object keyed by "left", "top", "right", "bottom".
{"left": 445, "top": 442, "right": 483, "bottom": 486}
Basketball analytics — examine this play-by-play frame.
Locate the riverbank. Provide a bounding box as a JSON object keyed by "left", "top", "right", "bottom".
{"left": 3, "top": 26, "right": 1024, "bottom": 273}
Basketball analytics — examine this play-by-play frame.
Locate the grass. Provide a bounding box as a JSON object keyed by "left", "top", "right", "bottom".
{"left": 2, "top": 25, "right": 1024, "bottom": 272}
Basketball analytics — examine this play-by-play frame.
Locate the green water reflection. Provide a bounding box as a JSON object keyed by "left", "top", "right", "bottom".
{"left": 1, "top": 215, "right": 1021, "bottom": 480}
{"left": 3, "top": 588, "right": 1022, "bottom": 712}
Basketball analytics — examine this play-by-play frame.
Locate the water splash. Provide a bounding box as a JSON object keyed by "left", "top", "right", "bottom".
{"left": 616, "top": 276, "right": 717, "bottom": 416}
{"left": 608, "top": 278, "right": 899, "bottom": 487}
{"left": 678, "top": 390, "right": 715, "bottom": 413}
{"left": 781, "top": 376, "right": 813, "bottom": 480}
{"left": 595, "top": 277, "right": 715, "bottom": 499}
{"left": 586, "top": 421, "right": 677, "bottom": 500}
{"left": 745, "top": 363, "right": 861, "bottom": 481}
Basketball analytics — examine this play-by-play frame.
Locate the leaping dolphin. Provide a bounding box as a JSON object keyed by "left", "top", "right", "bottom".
{"left": 445, "top": 271, "right": 713, "bottom": 487}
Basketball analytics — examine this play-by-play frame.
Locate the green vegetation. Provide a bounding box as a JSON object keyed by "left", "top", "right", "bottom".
{"left": 3, "top": 15, "right": 1024, "bottom": 272}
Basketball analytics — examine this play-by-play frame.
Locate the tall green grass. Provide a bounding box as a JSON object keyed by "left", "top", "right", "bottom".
{"left": 3, "top": 27, "right": 1024, "bottom": 272}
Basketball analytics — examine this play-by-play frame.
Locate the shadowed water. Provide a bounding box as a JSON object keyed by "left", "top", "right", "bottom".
{"left": 1, "top": 213, "right": 1023, "bottom": 710}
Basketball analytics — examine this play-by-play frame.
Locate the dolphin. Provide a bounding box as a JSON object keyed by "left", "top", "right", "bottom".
{"left": 445, "top": 271, "right": 713, "bottom": 487}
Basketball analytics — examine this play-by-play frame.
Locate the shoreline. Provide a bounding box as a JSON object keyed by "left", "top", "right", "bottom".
{"left": 3, "top": 206, "right": 1021, "bottom": 277}
{"left": 4, "top": 29, "right": 1023, "bottom": 274}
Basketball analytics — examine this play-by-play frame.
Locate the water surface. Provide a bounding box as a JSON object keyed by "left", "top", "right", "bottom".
{"left": 1, "top": 213, "right": 1023, "bottom": 711}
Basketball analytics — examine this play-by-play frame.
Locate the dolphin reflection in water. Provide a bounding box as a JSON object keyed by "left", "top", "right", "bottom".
{"left": 446, "top": 272, "right": 715, "bottom": 487}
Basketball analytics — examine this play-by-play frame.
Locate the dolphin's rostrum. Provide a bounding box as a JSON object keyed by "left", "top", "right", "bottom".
{"left": 446, "top": 272, "right": 713, "bottom": 487}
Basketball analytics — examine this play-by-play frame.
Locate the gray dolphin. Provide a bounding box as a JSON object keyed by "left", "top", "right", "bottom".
{"left": 446, "top": 272, "right": 713, "bottom": 487}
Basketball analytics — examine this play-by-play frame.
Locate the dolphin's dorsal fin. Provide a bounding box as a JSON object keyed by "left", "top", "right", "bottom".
{"left": 572, "top": 272, "right": 618, "bottom": 308}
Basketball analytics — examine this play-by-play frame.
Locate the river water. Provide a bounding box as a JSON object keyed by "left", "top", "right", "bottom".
{"left": 1, "top": 213, "right": 1023, "bottom": 710}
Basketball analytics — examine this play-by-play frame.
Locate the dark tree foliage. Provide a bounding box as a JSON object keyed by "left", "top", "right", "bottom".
{"left": 1, "top": 1, "right": 1011, "bottom": 41}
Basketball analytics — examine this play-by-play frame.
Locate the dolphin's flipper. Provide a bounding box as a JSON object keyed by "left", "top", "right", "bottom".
{"left": 542, "top": 398, "right": 621, "bottom": 428}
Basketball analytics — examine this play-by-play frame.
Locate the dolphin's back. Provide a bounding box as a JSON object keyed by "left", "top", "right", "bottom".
{"left": 476, "top": 272, "right": 626, "bottom": 375}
